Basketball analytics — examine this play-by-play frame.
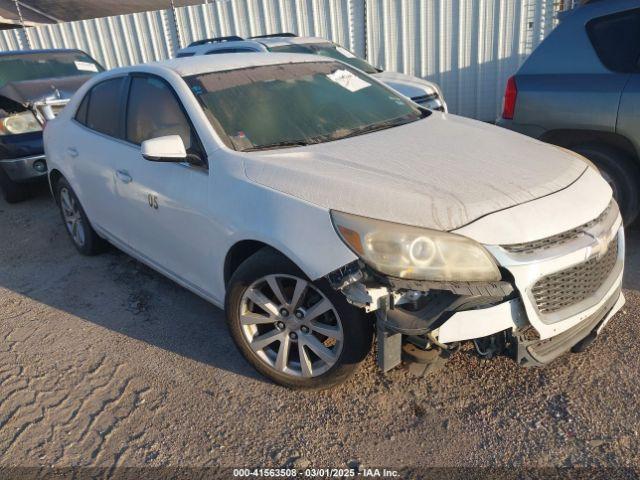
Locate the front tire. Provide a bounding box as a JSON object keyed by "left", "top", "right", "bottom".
{"left": 55, "top": 177, "right": 106, "bottom": 255}
{"left": 225, "top": 248, "right": 373, "bottom": 389}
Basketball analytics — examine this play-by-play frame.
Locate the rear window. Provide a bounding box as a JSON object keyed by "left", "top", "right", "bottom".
{"left": 0, "top": 51, "right": 103, "bottom": 87}
{"left": 84, "top": 77, "right": 125, "bottom": 138}
{"left": 587, "top": 8, "right": 640, "bottom": 73}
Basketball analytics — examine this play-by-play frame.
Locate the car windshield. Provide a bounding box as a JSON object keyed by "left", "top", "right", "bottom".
{"left": 269, "top": 43, "right": 379, "bottom": 74}
{"left": 186, "top": 61, "right": 427, "bottom": 152}
{"left": 0, "top": 51, "right": 103, "bottom": 87}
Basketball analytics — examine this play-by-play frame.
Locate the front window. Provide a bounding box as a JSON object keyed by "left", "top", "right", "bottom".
{"left": 0, "top": 51, "right": 104, "bottom": 87}
{"left": 269, "top": 43, "right": 379, "bottom": 74}
{"left": 186, "top": 61, "right": 427, "bottom": 152}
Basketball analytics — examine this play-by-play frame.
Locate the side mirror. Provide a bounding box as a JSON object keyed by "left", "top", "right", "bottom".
{"left": 141, "top": 135, "right": 187, "bottom": 162}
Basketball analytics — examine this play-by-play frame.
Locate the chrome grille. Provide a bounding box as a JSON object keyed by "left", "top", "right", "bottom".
{"left": 531, "top": 236, "right": 618, "bottom": 315}
{"left": 503, "top": 202, "right": 612, "bottom": 255}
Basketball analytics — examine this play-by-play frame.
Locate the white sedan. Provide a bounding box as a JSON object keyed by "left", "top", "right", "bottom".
{"left": 44, "top": 53, "right": 625, "bottom": 389}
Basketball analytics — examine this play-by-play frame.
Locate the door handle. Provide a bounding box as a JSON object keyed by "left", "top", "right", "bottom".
{"left": 116, "top": 169, "right": 132, "bottom": 184}
{"left": 67, "top": 147, "right": 79, "bottom": 158}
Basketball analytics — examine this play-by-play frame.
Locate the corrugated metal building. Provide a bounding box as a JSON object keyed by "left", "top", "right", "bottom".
{"left": 0, "top": 0, "right": 567, "bottom": 121}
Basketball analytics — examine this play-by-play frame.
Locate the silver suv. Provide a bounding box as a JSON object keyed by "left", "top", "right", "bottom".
{"left": 497, "top": 0, "right": 640, "bottom": 224}
{"left": 176, "top": 33, "right": 447, "bottom": 112}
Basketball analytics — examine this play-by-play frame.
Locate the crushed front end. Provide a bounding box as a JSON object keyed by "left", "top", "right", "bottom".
{"left": 327, "top": 199, "right": 625, "bottom": 372}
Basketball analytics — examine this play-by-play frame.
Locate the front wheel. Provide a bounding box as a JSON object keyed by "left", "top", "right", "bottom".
{"left": 225, "top": 248, "right": 373, "bottom": 389}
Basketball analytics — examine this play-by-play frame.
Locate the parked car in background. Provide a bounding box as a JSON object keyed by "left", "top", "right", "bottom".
{"left": 176, "top": 33, "right": 448, "bottom": 112}
{"left": 0, "top": 49, "right": 103, "bottom": 203}
{"left": 497, "top": 0, "right": 640, "bottom": 224}
{"left": 45, "top": 53, "right": 623, "bottom": 389}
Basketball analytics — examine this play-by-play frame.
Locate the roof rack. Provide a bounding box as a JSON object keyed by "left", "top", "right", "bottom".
{"left": 250, "top": 33, "right": 297, "bottom": 39}
{"left": 188, "top": 36, "right": 244, "bottom": 47}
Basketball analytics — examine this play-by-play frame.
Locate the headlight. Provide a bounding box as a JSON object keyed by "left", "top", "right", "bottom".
{"left": 0, "top": 111, "right": 42, "bottom": 136}
{"left": 331, "top": 211, "right": 500, "bottom": 282}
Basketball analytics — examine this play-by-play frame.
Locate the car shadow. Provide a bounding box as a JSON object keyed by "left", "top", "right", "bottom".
{"left": 0, "top": 191, "right": 267, "bottom": 384}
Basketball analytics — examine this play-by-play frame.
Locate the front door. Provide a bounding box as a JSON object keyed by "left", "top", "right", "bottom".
{"left": 114, "top": 74, "right": 215, "bottom": 295}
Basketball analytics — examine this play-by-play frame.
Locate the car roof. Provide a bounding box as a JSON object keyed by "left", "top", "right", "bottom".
{"left": 0, "top": 48, "right": 89, "bottom": 57}
{"left": 177, "top": 35, "right": 332, "bottom": 56}
{"left": 254, "top": 36, "right": 331, "bottom": 48}
{"left": 178, "top": 40, "right": 267, "bottom": 55}
{"left": 136, "top": 52, "right": 333, "bottom": 78}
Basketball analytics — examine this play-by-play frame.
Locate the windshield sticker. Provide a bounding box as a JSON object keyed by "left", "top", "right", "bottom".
{"left": 335, "top": 46, "right": 356, "bottom": 59}
{"left": 74, "top": 61, "right": 98, "bottom": 72}
{"left": 231, "top": 131, "right": 253, "bottom": 150}
{"left": 326, "top": 69, "right": 370, "bottom": 93}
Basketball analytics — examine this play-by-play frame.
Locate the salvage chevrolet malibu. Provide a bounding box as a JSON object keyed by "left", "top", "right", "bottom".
{"left": 43, "top": 53, "right": 625, "bottom": 389}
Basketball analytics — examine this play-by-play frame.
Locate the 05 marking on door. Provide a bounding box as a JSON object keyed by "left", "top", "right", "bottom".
{"left": 147, "top": 194, "right": 159, "bottom": 210}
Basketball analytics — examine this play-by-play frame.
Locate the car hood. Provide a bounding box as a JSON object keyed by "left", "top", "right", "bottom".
{"left": 242, "top": 114, "right": 588, "bottom": 232}
{"left": 0, "top": 74, "right": 92, "bottom": 107}
{"left": 372, "top": 71, "right": 440, "bottom": 99}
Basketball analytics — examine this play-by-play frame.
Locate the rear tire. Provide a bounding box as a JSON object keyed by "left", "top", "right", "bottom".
{"left": 0, "top": 167, "right": 30, "bottom": 204}
{"left": 225, "top": 248, "right": 373, "bottom": 389}
{"left": 55, "top": 177, "right": 106, "bottom": 255}
{"left": 573, "top": 145, "right": 640, "bottom": 225}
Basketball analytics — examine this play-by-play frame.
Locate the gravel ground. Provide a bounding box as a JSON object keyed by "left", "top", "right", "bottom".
{"left": 1, "top": 189, "right": 640, "bottom": 475}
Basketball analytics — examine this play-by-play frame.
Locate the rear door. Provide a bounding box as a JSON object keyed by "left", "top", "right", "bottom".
{"left": 67, "top": 76, "right": 130, "bottom": 243}
{"left": 114, "top": 74, "right": 214, "bottom": 292}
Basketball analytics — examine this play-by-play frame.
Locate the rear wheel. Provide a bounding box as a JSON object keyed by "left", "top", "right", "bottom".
{"left": 55, "top": 177, "right": 106, "bottom": 255}
{"left": 0, "top": 167, "right": 30, "bottom": 203}
{"left": 225, "top": 248, "right": 373, "bottom": 389}
{"left": 573, "top": 145, "right": 640, "bottom": 225}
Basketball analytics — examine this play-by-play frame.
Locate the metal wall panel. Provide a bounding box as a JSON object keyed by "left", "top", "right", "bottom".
{"left": 366, "top": 0, "right": 558, "bottom": 120}
{"left": 22, "top": 9, "right": 178, "bottom": 70}
{"left": 0, "top": 0, "right": 563, "bottom": 120}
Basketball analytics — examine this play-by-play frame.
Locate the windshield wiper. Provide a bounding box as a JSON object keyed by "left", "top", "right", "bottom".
{"left": 242, "top": 140, "right": 310, "bottom": 152}
{"left": 331, "top": 116, "right": 416, "bottom": 142}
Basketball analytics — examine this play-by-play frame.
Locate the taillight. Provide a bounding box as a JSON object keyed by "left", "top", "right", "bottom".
{"left": 501, "top": 76, "right": 518, "bottom": 120}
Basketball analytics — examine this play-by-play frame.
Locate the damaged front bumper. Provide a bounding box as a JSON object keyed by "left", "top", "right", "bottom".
{"left": 327, "top": 208, "right": 625, "bottom": 372}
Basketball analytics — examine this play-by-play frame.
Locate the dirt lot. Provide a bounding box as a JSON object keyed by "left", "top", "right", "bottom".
{"left": 2, "top": 189, "right": 640, "bottom": 475}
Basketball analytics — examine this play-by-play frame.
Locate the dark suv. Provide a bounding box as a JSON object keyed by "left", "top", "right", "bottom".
{"left": 497, "top": 0, "right": 640, "bottom": 224}
{"left": 0, "top": 49, "right": 103, "bottom": 203}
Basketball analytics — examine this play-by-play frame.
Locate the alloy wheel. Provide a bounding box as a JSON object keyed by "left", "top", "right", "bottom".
{"left": 59, "top": 187, "right": 86, "bottom": 247}
{"left": 239, "top": 274, "right": 344, "bottom": 378}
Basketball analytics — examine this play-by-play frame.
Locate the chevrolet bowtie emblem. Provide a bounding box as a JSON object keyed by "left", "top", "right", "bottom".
{"left": 584, "top": 231, "right": 610, "bottom": 259}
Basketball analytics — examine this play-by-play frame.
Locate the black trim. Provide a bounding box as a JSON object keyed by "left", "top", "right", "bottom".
{"left": 79, "top": 75, "right": 128, "bottom": 140}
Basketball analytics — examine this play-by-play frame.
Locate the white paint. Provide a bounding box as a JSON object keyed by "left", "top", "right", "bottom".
{"left": 243, "top": 110, "right": 589, "bottom": 232}
{"left": 141, "top": 135, "right": 186, "bottom": 160}
{"left": 437, "top": 297, "right": 525, "bottom": 343}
